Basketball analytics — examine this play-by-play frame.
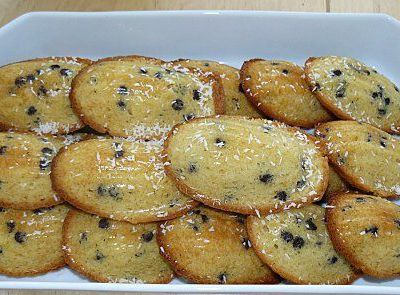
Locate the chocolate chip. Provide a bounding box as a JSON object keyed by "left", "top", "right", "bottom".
{"left": 139, "top": 68, "right": 147, "bottom": 74}
{"left": 37, "top": 85, "right": 48, "bottom": 96}
{"left": 89, "top": 76, "right": 97, "bottom": 85}
{"left": 95, "top": 250, "right": 105, "bottom": 260}
{"left": 378, "top": 108, "right": 387, "bottom": 116}
{"left": 238, "top": 84, "right": 245, "bottom": 93}
{"left": 192, "top": 209, "right": 201, "bottom": 214}
{"left": 193, "top": 90, "right": 201, "bottom": 100}
{"left": 332, "top": 69, "right": 342, "bottom": 76}
{"left": 342, "top": 205, "right": 352, "bottom": 212}
{"left": 97, "top": 184, "right": 121, "bottom": 200}
{"left": 262, "top": 125, "right": 272, "bottom": 133}
{"left": 0, "top": 208, "right": 5, "bottom": 212}
{"left": 41, "top": 147, "right": 53, "bottom": 155}
{"left": 172, "top": 99, "right": 184, "bottom": 111}
{"left": 282, "top": 69, "right": 289, "bottom": 75}
{"left": 192, "top": 225, "right": 199, "bottom": 231}
{"left": 33, "top": 117, "right": 41, "bottom": 125}
{"left": 316, "top": 241, "right": 323, "bottom": 246}
{"left": 39, "top": 158, "right": 50, "bottom": 170}
{"left": 356, "top": 197, "right": 366, "bottom": 203}
{"left": 183, "top": 113, "right": 195, "bottom": 121}
{"left": 292, "top": 236, "right": 305, "bottom": 249}
{"left": 60, "top": 68, "right": 73, "bottom": 77}
{"left": 301, "top": 158, "right": 309, "bottom": 170}
{"left": 0, "top": 247, "right": 3, "bottom": 254}
{"left": 154, "top": 72, "right": 162, "bottom": 79}
{"left": 97, "top": 185, "right": 107, "bottom": 196}
{"left": 108, "top": 186, "right": 120, "bottom": 199}
{"left": 313, "top": 83, "right": 321, "bottom": 91}
{"left": 236, "top": 215, "right": 245, "bottom": 225}
{"left": 79, "top": 232, "right": 88, "bottom": 243}
{"left": 36, "top": 69, "right": 44, "bottom": 75}
{"left": 380, "top": 137, "right": 387, "bottom": 147}
{"left": 188, "top": 163, "right": 197, "bottom": 173}
{"left": 385, "top": 97, "right": 391, "bottom": 105}
{"left": 296, "top": 179, "right": 306, "bottom": 189}
{"left": 26, "top": 74, "right": 36, "bottom": 82}
{"left": 200, "top": 214, "right": 209, "bottom": 223}
{"left": 26, "top": 106, "right": 37, "bottom": 116}
{"left": 15, "top": 76, "right": 26, "bottom": 87}
{"left": 0, "top": 146, "right": 7, "bottom": 155}
{"left": 365, "top": 226, "right": 378, "bottom": 236}
{"left": 281, "top": 230, "right": 294, "bottom": 243}
{"left": 335, "top": 82, "right": 346, "bottom": 98}
{"left": 305, "top": 218, "right": 317, "bottom": 230}
{"left": 274, "top": 191, "right": 288, "bottom": 202}
{"left": 15, "top": 231, "right": 27, "bottom": 243}
{"left": 217, "top": 272, "right": 227, "bottom": 284}
{"left": 241, "top": 237, "right": 251, "bottom": 250}
{"left": 117, "top": 85, "right": 129, "bottom": 95}
{"left": 33, "top": 208, "right": 45, "bottom": 215}
{"left": 135, "top": 252, "right": 143, "bottom": 257}
{"left": 115, "top": 150, "right": 124, "bottom": 158}
{"left": 372, "top": 92, "right": 379, "bottom": 99}
{"left": 215, "top": 138, "right": 225, "bottom": 147}
{"left": 328, "top": 256, "right": 338, "bottom": 264}
{"left": 141, "top": 231, "right": 154, "bottom": 242}
{"left": 6, "top": 221, "right": 15, "bottom": 233}
{"left": 49, "top": 64, "right": 60, "bottom": 70}
{"left": 395, "top": 85, "right": 399, "bottom": 92}
{"left": 367, "top": 134, "right": 372, "bottom": 142}
{"left": 113, "top": 142, "right": 124, "bottom": 158}
{"left": 363, "top": 70, "right": 371, "bottom": 75}
{"left": 117, "top": 99, "right": 126, "bottom": 110}
{"left": 259, "top": 173, "right": 273, "bottom": 183}
{"left": 294, "top": 215, "right": 303, "bottom": 224}
{"left": 394, "top": 219, "right": 400, "bottom": 228}
{"left": 98, "top": 218, "right": 110, "bottom": 229}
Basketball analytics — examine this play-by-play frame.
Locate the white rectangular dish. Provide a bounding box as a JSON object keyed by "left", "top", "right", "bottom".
{"left": 0, "top": 10, "right": 400, "bottom": 294}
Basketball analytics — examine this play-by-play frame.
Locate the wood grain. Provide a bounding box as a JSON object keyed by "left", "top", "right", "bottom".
{"left": 0, "top": 0, "right": 399, "bottom": 294}
{"left": 0, "top": 0, "right": 324, "bottom": 27}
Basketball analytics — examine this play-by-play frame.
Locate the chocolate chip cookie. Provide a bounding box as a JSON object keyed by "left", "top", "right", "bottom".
{"left": 157, "top": 206, "right": 279, "bottom": 284}
{"left": 0, "top": 57, "right": 91, "bottom": 134}
{"left": 63, "top": 209, "right": 174, "bottom": 283}
{"left": 247, "top": 204, "right": 358, "bottom": 284}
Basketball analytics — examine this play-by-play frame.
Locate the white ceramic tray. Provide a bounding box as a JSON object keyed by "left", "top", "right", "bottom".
{"left": 0, "top": 10, "right": 400, "bottom": 294}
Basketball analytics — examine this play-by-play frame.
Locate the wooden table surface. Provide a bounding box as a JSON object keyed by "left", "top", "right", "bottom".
{"left": 0, "top": 0, "right": 399, "bottom": 294}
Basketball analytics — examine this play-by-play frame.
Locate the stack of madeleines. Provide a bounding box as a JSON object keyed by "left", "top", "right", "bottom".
{"left": 0, "top": 55, "right": 399, "bottom": 284}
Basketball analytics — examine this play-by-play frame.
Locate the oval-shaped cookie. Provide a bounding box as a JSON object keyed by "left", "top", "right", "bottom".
{"left": 325, "top": 166, "right": 350, "bottom": 199}
{"left": 157, "top": 206, "right": 279, "bottom": 284}
{"left": 327, "top": 193, "right": 400, "bottom": 278}
{"left": 240, "top": 59, "right": 333, "bottom": 128}
{"left": 247, "top": 205, "right": 358, "bottom": 284}
{"left": 0, "top": 132, "right": 65, "bottom": 209}
{"left": 0, "top": 57, "right": 91, "bottom": 134}
{"left": 170, "top": 59, "right": 262, "bottom": 117}
{"left": 63, "top": 209, "right": 174, "bottom": 283}
{"left": 71, "top": 55, "right": 224, "bottom": 138}
{"left": 163, "top": 116, "right": 329, "bottom": 215}
{"left": 305, "top": 56, "right": 400, "bottom": 133}
{"left": 315, "top": 120, "right": 400, "bottom": 197}
{"left": 0, "top": 204, "right": 69, "bottom": 276}
{"left": 51, "top": 138, "right": 197, "bottom": 224}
